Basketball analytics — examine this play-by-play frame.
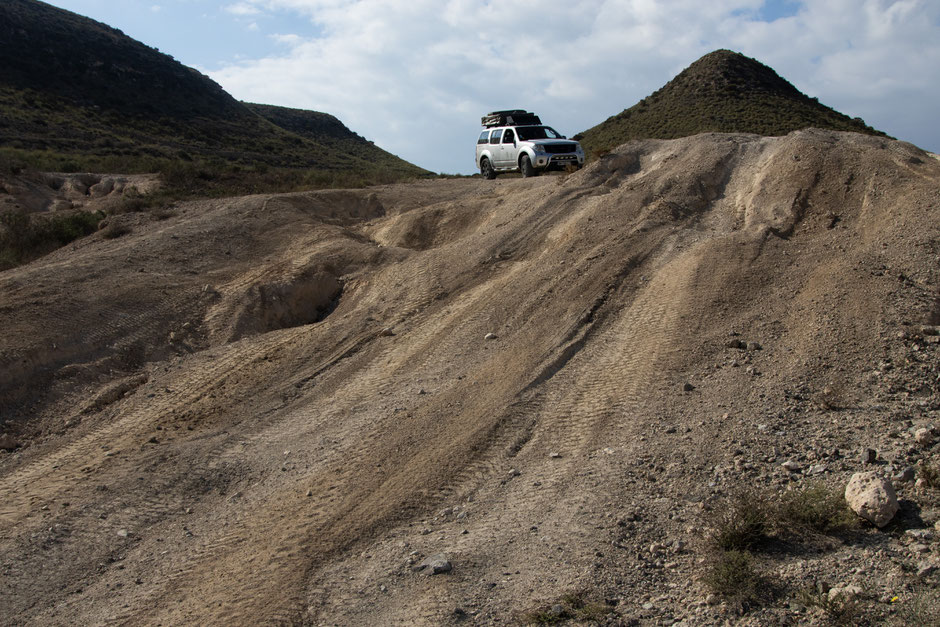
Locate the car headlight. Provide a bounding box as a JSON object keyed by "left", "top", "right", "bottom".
{"left": 534, "top": 144, "right": 548, "bottom": 153}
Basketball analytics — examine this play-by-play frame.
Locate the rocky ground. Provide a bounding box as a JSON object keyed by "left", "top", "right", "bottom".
{"left": 1, "top": 129, "right": 939, "bottom": 625}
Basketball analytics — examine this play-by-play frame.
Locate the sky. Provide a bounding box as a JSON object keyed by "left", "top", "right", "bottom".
{"left": 45, "top": 0, "right": 940, "bottom": 174}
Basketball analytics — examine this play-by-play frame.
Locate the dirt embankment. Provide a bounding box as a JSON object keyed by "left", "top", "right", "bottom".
{"left": 1, "top": 130, "right": 939, "bottom": 625}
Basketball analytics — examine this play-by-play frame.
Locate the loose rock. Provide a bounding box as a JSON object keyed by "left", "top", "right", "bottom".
{"left": 827, "top": 585, "right": 862, "bottom": 602}
{"left": 781, "top": 460, "right": 801, "bottom": 473}
{"left": 845, "top": 472, "right": 899, "bottom": 528}
{"left": 416, "top": 553, "right": 452, "bottom": 575}
{"left": 914, "top": 428, "right": 934, "bottom": 447}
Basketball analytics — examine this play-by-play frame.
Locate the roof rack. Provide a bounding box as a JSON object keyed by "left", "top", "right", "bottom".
{"left": 481, "top": 110, "right": 541, "bottom": 128}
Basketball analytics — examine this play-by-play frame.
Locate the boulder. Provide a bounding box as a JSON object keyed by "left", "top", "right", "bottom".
{"left": 845, "top": 472, "right": 898, "bottom": 528}
{"left": 89, "top": 178, "right": 115, "bottom": 198}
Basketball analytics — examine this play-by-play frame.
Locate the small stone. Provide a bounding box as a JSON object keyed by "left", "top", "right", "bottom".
{"left": 379, "top": 327, "right": 395, "bottom": 337}
{"left": 828, "top": 585, "right": 862, "bottom": 602}
{"left": 416, "top": 553, "right": 452, "bottom": 575}
{"left": 861, "top": 448, "right": 877, "bottom": 464}
{"left": 909, "top": 543, "right": 930, "bottom": 554}
{"left": 549, "top": 452, "right": 561, "bottom": 459}
{"left": 893, "top": 466, "right": 916, "bottom": 483}
{"left": 907, "top": 529, "right": 935, "bottom": 542}
{"left": 0, "top": 433, "right": 19, "bottom": 450}
{"left": 746, "top": 341, "right": 762, "bottom": 351}
{"left": 705, "top": 593, "right": 720, "bottom": 606}
{"left": 845, "top": 472, "right": 899, "bottom": 528}
{"left": 916, "top": 562, "right": 938, "bottom": 577}
{"left": 914, "top": 428, "right": 934, "bottom": 447}
{"left": 782, "top": 460, "right": 801, "bottom": 472}
{"left": 117, "top": 529, "right": 129, "bottom": 538}
{"left": 682, "top": 382, "right": 695, "bottom": 392}
{"left": 484, "top": 333, "right": 497, "bottom": 341}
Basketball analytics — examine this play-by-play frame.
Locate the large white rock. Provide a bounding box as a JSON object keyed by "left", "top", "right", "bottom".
{"left": 845, "top": 472, "right": 898, "bottom": 528}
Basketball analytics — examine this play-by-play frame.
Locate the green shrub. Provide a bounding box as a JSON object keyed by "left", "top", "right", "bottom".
{"left": 0, "top": 208, "right": 105, "bottom": 268}
{"left": 777, "top": 483, "right": 858, "bottom": 533}
{"left": 520, "top": 591, "right": 609, "bottom": 625}
{"left": 702, "top": 550, "right": 769, "bottom": 608}
{"left": 710, "top": 489, "right": 771, "bottom": 551}
{"left": 100, "top": 220, "right": 131, "bottom": 239}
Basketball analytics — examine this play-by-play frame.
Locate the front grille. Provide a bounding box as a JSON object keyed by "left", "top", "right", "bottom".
{"left": 543, "top": 143, "right": 578, "bottom": 154}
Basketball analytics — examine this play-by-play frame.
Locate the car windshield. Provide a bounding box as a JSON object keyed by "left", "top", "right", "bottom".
{"left": 516, "top": 126, "right": 564, "bottom": 141}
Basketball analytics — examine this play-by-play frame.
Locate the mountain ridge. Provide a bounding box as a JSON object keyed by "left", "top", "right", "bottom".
{"left": 0, "top": 0, "right": 428, "bottom": 178}
{"left": 575, "top": 49, "right": 889, "bottom": 158}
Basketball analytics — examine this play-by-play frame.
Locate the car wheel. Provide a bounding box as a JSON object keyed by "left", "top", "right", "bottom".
{"left": 520, "top": 154, "right": 536, "bottom": 178}
{"left": 480, "top": 157, "right": 496, "bottom": 180}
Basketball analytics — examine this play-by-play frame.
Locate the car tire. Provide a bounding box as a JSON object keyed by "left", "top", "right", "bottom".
{"left": 520, "top": 154, "right": 536, "bottom": 178}
{"left": 480, "top": 157, "right": 496, "bottom": 180}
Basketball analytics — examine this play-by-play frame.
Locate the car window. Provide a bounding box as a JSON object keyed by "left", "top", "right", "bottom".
{"left": 489, "top": 129, "right": 503, "bottom": 144}
{"left": 515, "top": 126, "right": 565, "bottom": 141}
{"left": 517, "top": 126, "right": 546, "bottom": 140}
{"left": 478, "top": 131, "right": 489, "bottom": 145}
{"left": 502, "top": 129, "right": 515, "bottom": 144}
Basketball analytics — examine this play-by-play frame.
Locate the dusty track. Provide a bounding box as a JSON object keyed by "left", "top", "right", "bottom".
{"left": 2, "top": 130, "right": 939, "bottom": 625}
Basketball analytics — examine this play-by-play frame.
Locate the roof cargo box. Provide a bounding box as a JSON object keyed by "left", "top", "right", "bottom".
{"left": 482, "top": 110, "right": 542, "bottom": 127}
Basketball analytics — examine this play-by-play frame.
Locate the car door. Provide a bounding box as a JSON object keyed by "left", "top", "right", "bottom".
{"left": 488, "top": 129, "right": 504, "bottom": 167}
{"left": 498, "top": 128, "right": 517, "bottom": 168}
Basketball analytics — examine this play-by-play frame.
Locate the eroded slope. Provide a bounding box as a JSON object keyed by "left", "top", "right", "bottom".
{"left": 1, "top": 130, "right": 939, "bottom": 625}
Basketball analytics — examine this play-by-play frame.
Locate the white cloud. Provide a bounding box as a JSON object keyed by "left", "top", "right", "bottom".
{"left": 208, "top": 0, "right": 940, "bottom": 173}
{"left": 150, "top": 5, "right": 162, "bottom": 12}
{"left": 225, "top": 2, "right": 262, "bottom": 16}
{"left": 271, "top": 33, "right": 303, "bottom": 46}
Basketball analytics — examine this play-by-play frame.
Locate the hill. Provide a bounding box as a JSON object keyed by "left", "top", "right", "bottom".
{"left": 0, "top": 0, "right": 427, "bottom": 180}
{"left": 575, "top": 49, "right": 889, "bottom": 158}
{"left": 2, "top": 130, "right": 939, "bottom": 624}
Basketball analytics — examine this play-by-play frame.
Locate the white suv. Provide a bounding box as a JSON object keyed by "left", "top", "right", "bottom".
{"left": 475, "top": 110, "right": 585, "bottom": 179}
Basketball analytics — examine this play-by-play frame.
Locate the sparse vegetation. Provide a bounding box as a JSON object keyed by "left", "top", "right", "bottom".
{"left": 711, "top": 488, "right": 772, "bottom": 551}
{"left": 777, "top": 482, "right": 858, "bottom": 533}
{"left": 702, "top": 549, "right": 770, "bottom": 609}
{"left": 99, "top": 220, "right": 131, "bottom": 239}
{"left": 0, "top": 208, "right": 104, "bottom": 269}
{"left": 704, "top": 483, "right": 860, "bottom": 612}
{"left": 893, "top": 586, "right": 940, "bottom": 626}
{"left": 795, "top": 588, "right": 862, "bottom": 626}
{"left": 520, "top": 591, "right": 609, "bottom": 625}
